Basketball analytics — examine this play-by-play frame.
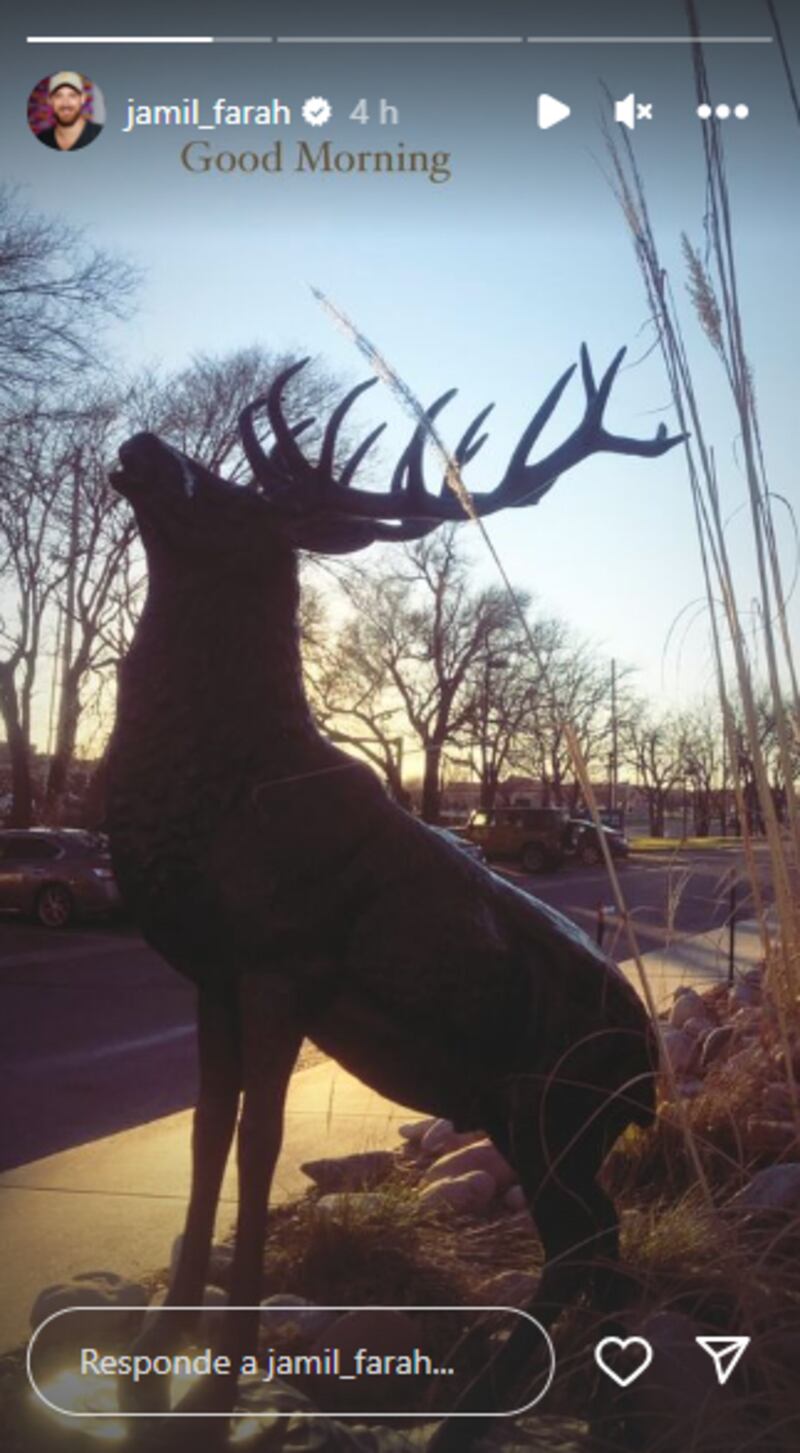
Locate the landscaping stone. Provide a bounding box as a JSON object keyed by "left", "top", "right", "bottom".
{"left": 700, "top": 1023, "right": 735, "bottom": 1071}
{"left": 30, "top": 1271, "right": 148, "bottom": 1350}
{"left": 419, "top": 1119, "right": 481, "bottom": 1157}
{"left": 417, "top": 1169, "right": 496, "bottom": 1214}
{"left": 669, "top": 988, "right": 709, "bottom": 1030}
{"left": 421, "top": 1138, "right": 515, "bottom": 1194}
{"left": 659, "top": 1026, "right": 697, "bottom": 1077}
{"left": 397, "top": 1118, "right": 437, "bottom": 1143}
{"left": 504, "top": 1184, "right": 528, "bottom": 1213}
{"left": 732, "top": 974, "right": 762, "bottom": 1008}
{"left": 301, "top": 1152, "right": 396, "bottom": 1194}
{"left": 419, "top": 1118, "right": 455, "bottom": 1155}
{"left": 681, "top": 1015, "right": 715, "bottom": 1041}
{"left": 259, "top": 1294, "right": 339, "bottom": 1340}
{"left": 745, "top": 1117, "right": 798, "bottom": 1155}
{"left": 728, "top": 1162, "right": 800, "bottom": 1215}
{"left": 316, "top": 1192, "right": 387, "bottom": 1220}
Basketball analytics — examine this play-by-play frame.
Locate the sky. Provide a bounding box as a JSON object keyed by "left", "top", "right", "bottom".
{"left": 2, "top": 0, "right": 798, "bottom": 747}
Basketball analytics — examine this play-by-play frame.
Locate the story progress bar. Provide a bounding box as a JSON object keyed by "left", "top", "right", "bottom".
{"left": 27, "top": 35, "right": 774, "bottom": 46}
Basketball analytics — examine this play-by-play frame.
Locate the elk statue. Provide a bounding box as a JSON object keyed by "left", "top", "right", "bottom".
{"left": 106, "top": 346, "right": 679, "bottom": 1448}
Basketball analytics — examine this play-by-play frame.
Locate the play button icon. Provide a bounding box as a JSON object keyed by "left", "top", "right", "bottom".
{"left": 537, "top": 94, "right": 571, "bottom": 129}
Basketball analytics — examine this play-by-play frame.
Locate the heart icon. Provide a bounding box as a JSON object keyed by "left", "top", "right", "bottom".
{"left": 594, "top": 1335, "right": 653, "bottom": 1387}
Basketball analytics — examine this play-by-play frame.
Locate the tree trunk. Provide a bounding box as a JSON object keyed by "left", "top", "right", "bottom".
{"left": 0, "top": 668, "right": 34, "bottom": 827}
{"left": 421, "top": 742, "right": 443, "bottom": 823}
{"left": 480, "top": 769, "right": 499, "bottom": 813}
{"left": 650, "top": 796, "right": 665, "bottom": 837}
{"left": 43, "top": 665, "right": 82, "bottom": 824}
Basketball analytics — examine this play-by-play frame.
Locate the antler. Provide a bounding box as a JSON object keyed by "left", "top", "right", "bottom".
{"left": 239, "top": 349, "right": 685, "bottom": 549}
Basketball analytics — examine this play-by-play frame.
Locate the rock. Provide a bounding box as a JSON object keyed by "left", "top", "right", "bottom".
{"left": 504, "top": 1184, "right": 528, "bottom": 1213}
{"left": 30, "top": 1271, "right": 148, "bottom": 1351}
{"left": 732, "top": 976, "right": 761, "bottom": 1008}
{"left": 480, "top": 1268, "right": 538, "bottom": 1306}
{"left": 398, "top": 1118, "right": 437, "bottom": 1143}
{"left": 670, "top": 988, "right": 708, "bottom": 1030}
{"left": 419, "top": 1118, "right": 455, "bottom": 1155}
{"left": 659, "top": 1027, "right": 697, "bottom": 1078}
{"left": 315, "top": 1192, "right": 387, "bottom": 1221}
{"left": 728, "top": 1162, "right": 800, "bottom": 1215}
{"left": 418, "top": 1170, "right": 496, "bottom": 1215}
{"left": 301, "top": 1152, "right": 396, "bottom": 1194}
{"left": 745, "top": 1117, "right": 799, "bottom": 1155}
{"left": 700, "top": 1024, "right": 736, "bottom": 1071}
{"left": 730, "top": 1005, "right": 762, "bottom": 1033}
{"left": 419, "top": 1119, "right": 481, "bottom": 1157}
{"left": 421, "top": 1138, "right": 515, "bottom": 1193}
{"left": 259, "top": 1294, "right": 339, "bottom": 1340}
{"left": 681, "top": 1015, "right": 714, "bottom": 1042}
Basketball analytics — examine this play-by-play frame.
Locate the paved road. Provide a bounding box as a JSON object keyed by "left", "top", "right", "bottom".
{"left": 1, "top": 847, "right": 766, "bottom": 1171}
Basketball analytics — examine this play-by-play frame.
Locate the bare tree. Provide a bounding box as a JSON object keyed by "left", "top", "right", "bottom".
{"left": 133, "top": 347, "right": 349, "bottom": 482}
{"left": 41, "top": 395, "right": 138, "bottom": 821}
{"left": 0, "top": 407, "right": 75, "bottom": 823}
{"left": 679, "top": 703, "right": 725, "bottom": 836}
{"left": 317, "top": 528, "right": 523, "bottom": 822}
{"left": 452, "top": 608, "right": 542, "bottom": 811}
{"left": 0, "top": 186, "right": 138, "bottom": 399}
{"left": 623, "top": 707, "right": 688, "bottom": 837}
{"left": 305, "top": 604, "right": 410, "bottom": 805}
{"left": 510, "top": 628, "right": 633, "bottom": 811}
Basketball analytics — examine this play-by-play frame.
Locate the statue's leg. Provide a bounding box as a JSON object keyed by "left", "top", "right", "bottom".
{"left": 120, "top": 983, "right": 240, "bottom": 1415}
{"left": 167, "top": 970, "right": 305, "bottom": 1425}
{"left": 428, "top": 1103, "right": 622, "bottom": 1453}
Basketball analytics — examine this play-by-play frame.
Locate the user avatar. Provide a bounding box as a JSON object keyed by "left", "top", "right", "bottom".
{"left": 29, "top": 72, "right": 105, "bottom": 151}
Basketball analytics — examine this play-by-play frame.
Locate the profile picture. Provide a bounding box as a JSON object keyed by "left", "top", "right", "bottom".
{"left": 28, "top": 71, "right": 105, "bottom": 151}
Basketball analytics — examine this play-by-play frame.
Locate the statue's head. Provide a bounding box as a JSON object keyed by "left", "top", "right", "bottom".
{"left": 111, "top": 351, "right": 684, "bottom": 575}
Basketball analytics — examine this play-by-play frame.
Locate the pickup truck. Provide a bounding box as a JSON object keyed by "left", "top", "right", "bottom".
{"left": 455, "top": 806, "right": 570, "bottom": 873}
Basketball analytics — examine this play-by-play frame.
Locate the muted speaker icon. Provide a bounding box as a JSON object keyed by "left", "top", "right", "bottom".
{"left": 614, "top": 94, "right": 653, "bottom": 129}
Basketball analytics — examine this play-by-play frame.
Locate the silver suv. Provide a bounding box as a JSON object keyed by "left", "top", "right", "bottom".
{"left": 0, "top": 829, "right": 121, "bottom": 928}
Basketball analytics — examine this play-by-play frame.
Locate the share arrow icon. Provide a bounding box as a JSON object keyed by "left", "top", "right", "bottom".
{"left": 695, "top": 1335, "right": 751, "bottom": 1385}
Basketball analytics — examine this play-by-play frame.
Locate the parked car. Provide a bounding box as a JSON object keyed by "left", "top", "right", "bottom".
{"left": 455, "top": 806, "right": 569, "bottom": 872}
{"left": 0, "top": 829, "right": 121, "bottom": 928}
{"left": 563, "top": 818, "right": 630, "bottom": 867}
{"left": 430, "top": 825, "right": 487, "bottom": 865}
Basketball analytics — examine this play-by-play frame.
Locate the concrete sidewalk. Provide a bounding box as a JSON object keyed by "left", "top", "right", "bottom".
{"left": 0, "top": 1061, "right": 413, "bottom": 1353}
{"left": 0, "top": 917, "right": 768, "bottom": 1354}
{"left": 617, "top": 917, "right": 765, "bottom": 1011}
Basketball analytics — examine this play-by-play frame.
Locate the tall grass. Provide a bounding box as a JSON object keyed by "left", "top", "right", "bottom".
{"left": 601, "top": 12, "right": 799, "bottom": 1134}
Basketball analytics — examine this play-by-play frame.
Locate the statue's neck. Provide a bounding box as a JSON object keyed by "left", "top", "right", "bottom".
{"left": 122, "top": 560, "right": 320, "bottom": 759}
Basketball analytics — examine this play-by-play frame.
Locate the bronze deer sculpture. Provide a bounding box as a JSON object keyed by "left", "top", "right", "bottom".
{"left": 106, "top": 347, "right": 679, "bottom": 1448}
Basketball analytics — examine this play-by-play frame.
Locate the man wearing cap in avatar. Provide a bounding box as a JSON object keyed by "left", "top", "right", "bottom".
{"left": 37, "top": 72, "right": 103, "bottom": 150}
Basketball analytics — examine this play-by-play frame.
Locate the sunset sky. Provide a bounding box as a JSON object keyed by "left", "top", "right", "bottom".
{"left": 2, "top": 1, "right": 798, "bottom": 751}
